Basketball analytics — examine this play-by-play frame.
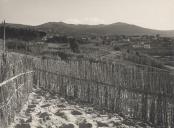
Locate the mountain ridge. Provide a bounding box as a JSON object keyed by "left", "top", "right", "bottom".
{"left": 2, "top": 22, "right": 174, "bottom": 37}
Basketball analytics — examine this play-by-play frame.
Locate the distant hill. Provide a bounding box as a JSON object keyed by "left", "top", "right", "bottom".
{"left": 0, "top": 23, "right": 46, "bottom": 40}
{"left": 0, "top": 23, "right": 33, "bottom": 29}
{"left": 36, "top": 22, "right": 174, "bottom": 37}
{"left": 1, "top": 22, "right": 174, "bottom": 37}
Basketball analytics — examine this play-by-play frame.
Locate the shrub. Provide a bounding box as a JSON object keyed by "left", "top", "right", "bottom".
{"left": 6, "top": 40, "right": 26, "bottom": 50}
{"left": 113, "top": 45, "right": 121, "bottom": 51}
{"left": 69, "top": 38, "right": 80, "bottom": 53}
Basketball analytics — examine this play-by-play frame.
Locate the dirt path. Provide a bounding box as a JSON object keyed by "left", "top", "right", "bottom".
{"left": 9, "top": 88, "right": 153, "bottom": 128}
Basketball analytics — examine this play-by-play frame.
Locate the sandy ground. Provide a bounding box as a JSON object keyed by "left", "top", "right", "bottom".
{"left": 9, "top": 88, "right": 153, "bottom": 128}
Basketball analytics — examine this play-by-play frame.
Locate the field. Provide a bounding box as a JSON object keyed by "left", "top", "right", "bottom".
{"left": 134, "top": 47, "right": 174, "bottom": 66}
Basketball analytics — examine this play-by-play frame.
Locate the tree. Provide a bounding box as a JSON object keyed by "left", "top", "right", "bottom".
{"left": 113, "top": 45, "right": 121, "bottom": 51}
{"left": 69, "top": 38, "right": 80, "bottom": 53}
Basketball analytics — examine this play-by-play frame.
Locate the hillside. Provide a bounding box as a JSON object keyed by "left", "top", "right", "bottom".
{"left": 36, "top": 22, "right": 174, "bottom": 37}
{"left": 0, "top": 23, "right": 33, "bottom": 29}
{"left": 1, "top": 22, "right": 174, "bottom": 37}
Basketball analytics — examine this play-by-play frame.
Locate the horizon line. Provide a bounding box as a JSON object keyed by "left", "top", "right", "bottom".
{"left": 3, "top": 20, "right": 174, "bottom": 31}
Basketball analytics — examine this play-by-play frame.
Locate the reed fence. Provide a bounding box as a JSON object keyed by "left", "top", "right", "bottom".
{"left": 0, "top": 52, "right": 34, "bottom": 128}
{"left": 0, "top": 51, "right": 174, "bottom": 128}
{"left": 34, "top": 56, "right": 174, "bottom": 128}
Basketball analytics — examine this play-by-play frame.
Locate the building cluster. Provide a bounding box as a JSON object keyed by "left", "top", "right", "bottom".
{"left": 78, "top": 34, "right": 174, "bottom": 50}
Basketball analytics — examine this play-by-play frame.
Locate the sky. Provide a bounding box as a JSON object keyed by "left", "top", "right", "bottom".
{"left": 0, "top": 0, "right": 174, "bottom": 30}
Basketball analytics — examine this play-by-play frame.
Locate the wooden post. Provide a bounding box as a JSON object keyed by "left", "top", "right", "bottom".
{"left": 3, "top": 20, "right": 6, "bottom": 52}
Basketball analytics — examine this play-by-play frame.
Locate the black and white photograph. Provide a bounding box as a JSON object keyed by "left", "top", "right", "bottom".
{"left": 0, "top": 0, "right": 174, "bottom": 128}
